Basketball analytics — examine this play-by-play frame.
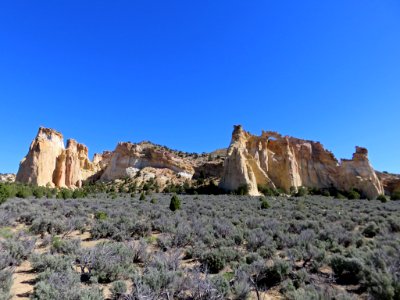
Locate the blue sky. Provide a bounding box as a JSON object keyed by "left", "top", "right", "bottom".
{"left": 0, "top": 1, "right": 399, "bottom": 173}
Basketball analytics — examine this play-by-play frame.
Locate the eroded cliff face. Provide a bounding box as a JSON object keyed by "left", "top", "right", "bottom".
{"left": 220, "top": 125, "right": 384, "bottom": 198}
{"left": 16, "top": 127, "right": 102, "bottom": 188}
{"left": 16, "top": 127, "right": 65, "bottom": 187}
{"left": 376, "top": 171, "right": 400, "bottom": 195}
{"left": 101, "top": 142, "right": 195, "bottom": 182}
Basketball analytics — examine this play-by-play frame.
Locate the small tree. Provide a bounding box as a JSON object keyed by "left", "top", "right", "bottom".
{"left": 169, "top": 194, "right": 181, "bottom": 211}
{"left": 139, "top": 192, "right": 146, "bottom": 201}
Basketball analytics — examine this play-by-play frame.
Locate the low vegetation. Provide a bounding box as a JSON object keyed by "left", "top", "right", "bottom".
{"left": 0, "top": 186, "right": 399, "bottom": 299}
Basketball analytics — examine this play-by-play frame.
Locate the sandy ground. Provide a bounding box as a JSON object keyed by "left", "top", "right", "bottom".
{"left": 10, "top": 261, "right": 35, "bottom": 299}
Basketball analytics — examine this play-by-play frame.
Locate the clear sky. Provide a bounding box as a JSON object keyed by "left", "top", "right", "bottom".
{"left": 1, "top": 1, "right": 399, "bottom": 174}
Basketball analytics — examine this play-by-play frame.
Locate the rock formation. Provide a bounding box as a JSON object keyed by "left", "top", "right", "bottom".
{"left": 16, "top": 127, "right": 104, "bottom": 188}
{"left": 16, "top": 127, "right": 66, "bottom": 187}
{"left": 15, "top": 126, "right": 389, "bottom": 198}
{"left": 376, "top": 171, "right": 400, "bottom": 195}
{"left": 0, "top": 174, "right": 16, "bottom": 183}
{"left": 100, "top": 142, "right": 195, "bottom": 181}
{"left": 220, "top": 125, "right": 384, "bottom": 199}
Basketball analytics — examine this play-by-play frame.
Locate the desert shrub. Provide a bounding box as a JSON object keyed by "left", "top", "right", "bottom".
{"left": 362, "top": 270, "right": 397, "bottom": 300}
{"left": 50, "top": 237, "right": 80, "bottom": 255}
{"left": 0, "top": 184, "right": 13, "bottom": 204}
{"left": 15, "top": 186, "right": 32, "bottom": 199}
{"left": 1, "top": 234, "right": 36, "bottom": 265}
{"left": 362, "top": 222, "right": 380, "bottom": 238}
{"left": 129, "top": 239, "right": 149, "bottom": 264}
{"left": 246, "top": 228, "right": 272, "bottom": 252}
{"left": 295, "top": 186, "right": 308, "bottom": 197}
{"left": 200, "top": 250, "right": 226, "bottom": 273}
{"left": 245, "top": 252, "right": 262, "bottom": 265}
{"left": 330, "top": 255, "right": 364, "bottom": 284}
{"left": 32, "top": 269, "right": 81, "bottom": 300}
{"left": 110, "top": 280, "right": 127, "bottom": 300}
{"left": 132, "top": 220, "right": 152, "bottom": 238}
{"left": 377, "top": 194, "right": 388, "bottom": 203}
{"left": 235, "top": 184, "right": 250, "bottom": 195}
{"left": 347, "top": 189, "right": 361, "bottom": 200}
{"left": 30, "top": 254, "right": 72, "bottom": 273}
{"left": 169, "top": 194, "right": 181, "bottom": 211}
{"left": 258, "top": 185, "right": 279, "bottom": 196}
{"left": 57, "top": 188, "right": 73, "bottom": 200}
{"left": 391, "top": 192, "right": 400, "bottom": 201}
{"left": 76, "top": 242, "right": 133, "bottom": 283}
{"left": 72, "top": 189, "right": 86, "bottom": 199}
{"left": 32, "top": 187, "right": 45, "bottom": 199}
{"left": 139, "top": 192, "right": 146, "bottom": 201}
{"left": 232, "top": 271, "right": 251, "bottom": 300}
{"left": 255, "top": 259, "right": 291, "bottom": 288}
{"left": 285, "top": 285, "right": 356, "bottom": 300}
{"left": 95, "top": 211, "right": 108, "bottom": 220}
{"left": 260, "top": 198, "right": 270, "bottom": 209}
{"left": 80, "top": 287, "right": 104, "bottom": 300}
{"left": 211, "top": 274, "right": 230, "bottom": 297}
{"left": 0, "top": 269, "right": 13, "bottom": 300}
{"left": 30, "top": 217, "right": 66, "bottom": 235}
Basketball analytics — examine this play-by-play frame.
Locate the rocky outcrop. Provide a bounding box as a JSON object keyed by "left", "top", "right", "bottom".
{"left": 0, "top": 174, "right": 16, "bottom": 183}
{"left": 101, "top": 142, "right": 195, "bottom": 181}
{"left": 16, "top": 127, "right": 104, "bottom": 188}
{"left": 220, "top": 125, "right": 384, "bottom": 198}
{"left": 16, "top": 127, "right": 65, "bottom": 187}
{"left": 336, "top": 147, "right": 384, "bottom": 199}
{"left": 376, "top": 171, "right": 400, "bottom": 195}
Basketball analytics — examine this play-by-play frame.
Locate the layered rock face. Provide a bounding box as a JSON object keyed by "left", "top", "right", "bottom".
{"left": 16, "top": 127, "right": 224, "bottom": 190}
{"left": 220, "top": 125, "right": 384, "bottom": 198}
{"left": 101, "top": 142, "right": 196, "bottom": 181}
{"left": 16, "top": 127, "right": 101, "bottom": 188}
{"left": 376, "top": 171, "right": 400, "bottom": 195}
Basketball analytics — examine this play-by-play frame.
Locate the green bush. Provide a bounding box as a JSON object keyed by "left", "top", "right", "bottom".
{"left": 139, "top": 192, "right": 146, "bottom": 201}
{"left": 235, "top": 184, "right": 249, "bottom": 195}
{"left": 260, "top": 199, "right": 270, "bottom": 209}
{"left": 72, "top": 189, "right": 86, "bottom": 199}
{"left": 258, "top": 185, "right": 279, "bottom": 196}
{"left": 295, "top": 186, "right": 308, "bottom": 197}
{"left": 347, "top": 189, "right": 361, "bottom": 200}
{"left": 95, "top": 211, "right": 108, "bottom": 220}
{"left": 362, "top": 222, "right": 380, "bottom": 238}
{"left": 201, "top": 250, "right": 226, "bottom": 273}
{"left": 57, "top": 188, "right": 73, "bottom": 200}
{"left": 110, "top": 280, "right": 127, "bottom": 300}
{"left": 330, "top": 255, "right": 364, "bottom": 284}
{"left": 169, "top": 194, "right": 181, "bottom": 211}
{"left": 377, "top": 194, "right": 387, "bottom": 203}
{"left": 16, "top": 186, "right": 32, "bottom": 199}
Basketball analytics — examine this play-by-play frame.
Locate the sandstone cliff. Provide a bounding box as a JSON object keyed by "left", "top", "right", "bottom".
{"left": 376, "top": 171, "right": 400, "bottom": 195}
{"left": 101, "top": 142, "right": 196, "bottom": 181}
{"left": 16, "top": 127, "right": 103, "bottom": 188}
{"left": 220, "top": 125, "right": 384, "bottom": 199}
